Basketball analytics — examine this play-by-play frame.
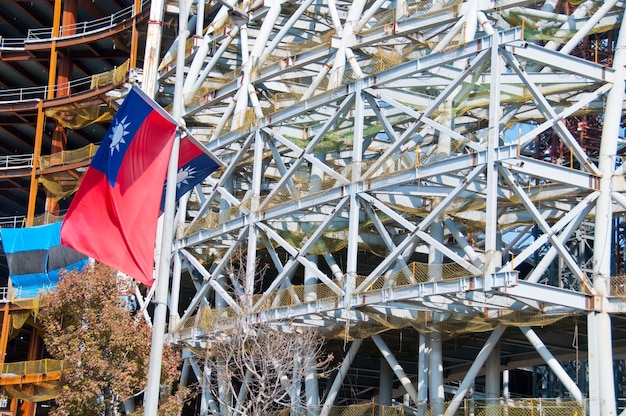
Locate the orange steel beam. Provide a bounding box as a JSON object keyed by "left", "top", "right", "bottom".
{"left": 45, "top": 0, "right": 78, "bottom": 219}
{"left": 130, "top": 0, "right": 142, "bottom": 69}
{"left": 0, "top": 158, "right": 93, "bottom": 180}
{"left": 19, "top": 328, "right": 43, "bottom": 414}
{"left": 26, "top": 100, "right": 45, "bottom": 227}
{"left": 46, "top": 0, "right": 62, "bottom": 101}
{"left": 0, "top": 371, "right": 62, "bottom": 387}
{"left": 0, "top": 305, "right": 10, "bottom": 367}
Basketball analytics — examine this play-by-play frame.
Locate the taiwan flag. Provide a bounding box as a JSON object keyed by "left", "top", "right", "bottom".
{"left": 61, "top": 86, "right": 177, "bottom": 287}
{"left": 160, "top": 136, "right": 221, "bottom": 211}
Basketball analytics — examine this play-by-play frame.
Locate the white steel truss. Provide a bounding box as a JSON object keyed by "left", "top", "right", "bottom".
{"left": 148, "top": 1, "right": 626, "bottom": 415}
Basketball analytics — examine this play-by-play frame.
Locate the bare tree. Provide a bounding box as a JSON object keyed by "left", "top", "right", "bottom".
{"left": 205, "top": 320, "right": 330, "bottom": 416}
{"left": 200, "top": 252, "right": 331, "bottom": 415}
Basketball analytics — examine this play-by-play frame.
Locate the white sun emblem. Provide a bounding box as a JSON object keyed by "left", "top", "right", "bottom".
{"left": 176, "top": 165, "right": 197, "bottom": 188}
{"left": 109, "top": 116, "right": 130, "bottom": 155}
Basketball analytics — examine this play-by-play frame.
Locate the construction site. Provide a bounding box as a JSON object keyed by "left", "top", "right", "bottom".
{"left": 2, "top": 0, "right": 626, "bottom": 415}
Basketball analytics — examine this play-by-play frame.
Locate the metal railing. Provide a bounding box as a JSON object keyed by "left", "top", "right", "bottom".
{"left": 0, "top": 0, "right": 148, "bottom": 49}
{"left": 0, "top": 75, "right": 94, "bottom": 102}
{"left": 0, "top": 154, "right": 33, "bottom": 170}
{"left": 2, "top": 359, "right": 64, "bottom": 377}
{"left": 0, "top": 216, "right": 25, "bottom": 229}
{"left": 0, "top": 287, "right": 9, "bottom": 302}
{"left": 0, "top": 37, "right": 26, "bottom": 49}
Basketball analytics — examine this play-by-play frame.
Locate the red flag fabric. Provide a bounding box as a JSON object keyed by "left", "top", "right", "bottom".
{"left": 61, "top": 86, "right": 177, "bottom": 286}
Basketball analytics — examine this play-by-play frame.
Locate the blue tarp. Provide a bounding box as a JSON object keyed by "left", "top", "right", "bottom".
{"left": 1, "top": 222, "right": 87, "bottom": 299}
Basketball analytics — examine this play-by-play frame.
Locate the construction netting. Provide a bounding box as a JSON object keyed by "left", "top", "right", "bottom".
{"left": 5, "top": 381, "right": 61, "bottom": 402}
{"left": 448, "top": 400, "right": 585, "bottom": 416}
{"left": 277, "top": 403, "right": 407, "bottom": 416}
{"left": 2, "top": 359, "right": 63, "bottom": 380}
{"left": 39, "top": 170, "right": 85, "bottom": 199}
{"left": 274, "top": 399, "right": 584, "bottom": 416}
{"left": 29, "top": 213, "right": 65, "bottom": 227}
{"left": 501, "top": 6, "right": 621, "bottom": 44}
{"left": 486, "top": 399, "right": 585, "bottom": 416}
{"left": 610, "top": 275, "right": 626, "bottom": 297}
{"left": 1, "top": 360, "right": 63, "bottom": 402}
{"left": 10, "top": 292, "right": 46, "bottom": 329}
{"left": 37, "top": 144, "right": 97, "bottom": 199}
{"left": 38, "top": 143, "right": 97, "bottom": 169}
{"left": 44, "top": 60, "right": 128, "bottom": 130}
{"left": 175, "top": 262, "right": 567, "bottom": 341}
{"left": 90, "top": 60, "right": 129, "bottom": 90}
{"left": 45, "top": 99, "right": 114, "bottom": 130}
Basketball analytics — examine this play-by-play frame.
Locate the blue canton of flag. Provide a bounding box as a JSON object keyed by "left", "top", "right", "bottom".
{"left": 160, "top": 136, "right": 221, "bottom": 211}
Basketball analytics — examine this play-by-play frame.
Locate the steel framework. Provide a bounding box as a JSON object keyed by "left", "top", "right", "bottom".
{"left": 147, "top": 1, "right": 626, "bottom": 415}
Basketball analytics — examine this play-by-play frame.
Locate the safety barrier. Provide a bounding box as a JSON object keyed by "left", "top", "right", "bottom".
{"left": 274, "top": 399, "right": 585, "bottom": 416}
{"left": 0, "top": 0, "right": 148, "bottom": 49}
{"left": 1, "top": 359, "right": 64, "bottom": 379}
{"left": 0, "top": 154, "right": 33, "bottom": 170}
{"left": 0, "top": 74, "right": 94, "bottom": 103}
{"left": 0, "top": 216, "right": 25, "bottom": 229}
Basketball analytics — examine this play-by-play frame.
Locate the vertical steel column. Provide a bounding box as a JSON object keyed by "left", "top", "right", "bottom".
{"left": 20, "top": 327, "right": 42, "bottom": 416}
{"left": 26, "top": 100, "right": 44, "bottom": 226}
{"left": 46, "top": 0, "right": 62, "bottom": 100}
{"left": 304, "top": 255, "right": 318, "bottom": 302}
{"left": 199, "top": 361, "right": 218, "bottom": 415}
{"left": 485, "top": 31, "right": 502, "bottom": 273}
{"left": 45, "top": 0, "right": 76, "bottom": 219}
{"left": 588, "top": 7, "right": 626, "bottom": 416}
{"left": 418, "top": 333, "right": 429, "bottom": 416}
{"left": 428, "top": 171, "right": 444, "bottom": 416}
{"left": 0, "top": 305, "right": 10, "bottom": 367}
{"left": 168, "top": 251, "right": 183, "bottom": 328}
{"left": 142, "top": 0, "right": 167, "bottom": 97}
{"left": 482, "top": 33, "right": 505, "bottom": 416}
{"left": 429, "top": 332, "right": 444, "bottom": 416}
{"left": 345, "top": 84, "right": 363, "bottom": 309}
{"left": 305, "top": 354, "right": 320, "bottom": 415}
{"left": 503, "top": 369, "right": 509, "bottom": 404}
{"left": 195, "top": 0, "right": 204, "bottom": 38}
{"left": 246, "top": 128, "right": 264, "bottom": 306}
{"left": 485, "top": 343, "right": 500, "bottom": 416}
{"left": 130, "top": 0, "right": 142, "bottom": 69}
{"left": 379, "top": 357, "right": 393, "bottom": 406}
{"left": 0, "top": 304, "right": 14, "bottom": 414}
{"left": 485, "top": 343, "right": 500, "bottom": 401}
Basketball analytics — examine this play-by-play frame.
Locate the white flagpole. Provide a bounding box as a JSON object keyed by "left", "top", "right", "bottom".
{"left": 143, "top": 0, "right": 190, "bottom": 414}
{"left": 143, "top": 130, "right": 180, "bottom": 416}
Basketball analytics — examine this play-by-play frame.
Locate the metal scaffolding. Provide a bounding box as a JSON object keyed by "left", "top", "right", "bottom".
{"left": 144, "top": 0, "right": 626, "bottom": 415}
